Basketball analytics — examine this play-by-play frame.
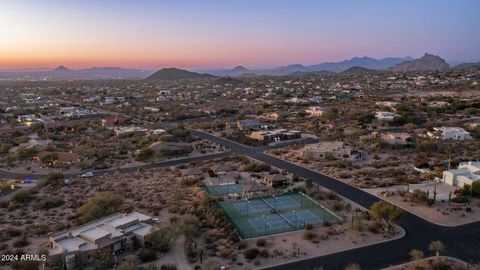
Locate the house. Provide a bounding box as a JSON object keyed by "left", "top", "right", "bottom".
{"left": 101, "top": 117, "right": 119, "bottom": 128}
{"left": 428, "top": 101, "right": 450, "bottom": 108}
{"left": 303, "top": 141, "right": 361, "bottom": 161}
{"left": 375, "top": 101, "right": 399, "bottom": 108}
{"left": 263, "top": 174, "right": 290, "bottom": 188}
{"left": 442, "top": 161, "right": 480, "bottom": 187}
{"left": 249, "top": 129, "right": 301, "bottom": 142}
{"left": 114, "top": 126, "right": 148, "bottom": 136}
{"left": 427, "top": 127, "right": 472, "bottom": 140}
{"left": 243, "top": 182, "right": 269, "bottom": 196}
{"left": 48, "top": 212, "right": 152, "bottom": 269}
{"left": 182, "top": 167, "right": 203, "bottom": 178}
{"left": 264, "top": 111, "right": 286, "bottom": 121}
{"left": 210, "top": 164, "right": 232, "bottom": 174}
{"left": 380, "top": 132, "right": 413, "bottom": 145}
{"left": 236, "top": 119, "right": 263, "bottom": 131}
{"left": 375, "top": 111, "right": 397, "bottom": 121}
{"left": 305, "top": 106, "right": 324, "bottom": 117}
{"left": 34, "top": 151, "right": 81, "bottom": 167}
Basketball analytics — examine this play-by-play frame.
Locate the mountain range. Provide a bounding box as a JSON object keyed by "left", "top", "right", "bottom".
{"left": 0, "top": 66, "right": 153, "bottom": 81}
{"left": 0, "top": 54, "right": 477, "bottom": 81}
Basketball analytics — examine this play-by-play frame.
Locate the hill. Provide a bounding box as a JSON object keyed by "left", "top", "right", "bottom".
{"left": 145, "top": 68, "right": 217, "bottom": 81}
{"left": 390, "top": 53, "right": 449, "bottom": 72}
{"left": 339, "top": 66, "right": 379, "bottom": 75}
{"left": 453, "top": 62, "right": 480, "bottom": 69}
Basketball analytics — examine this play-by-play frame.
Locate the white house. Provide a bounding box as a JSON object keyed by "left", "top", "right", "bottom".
{"left": 427, "top": 127, "right": 472, "bottom": 140}
{"left": 375, "top": 111, "right": 397, "bottom": 121}
{"left": 443, "top": 161, "right": 480, "bottom": 187}
{"left": 305, "top": 106, "right": 324, "bottom": 117}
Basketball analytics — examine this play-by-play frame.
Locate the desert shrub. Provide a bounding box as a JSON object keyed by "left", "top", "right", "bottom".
{"left": 146, "top": 226, "right": 175, "bottom": 252}
{"left": 11, "top": 190, "right": 35, "bottom": 204}
{"left": 243, "top": 248, "right": 259, "bottom": 260}
{"left": 259, "top": 249, "right": 269, "bottom": 258}
{"left": 256, "top": 239, "right": 266, "bottom": 247}
{"left": 78, "top": 192, "right": 124, "bottom": 223}
{"left": 161, "top": 263, "right": 177, "bottom": 270}
{"left": 367, "top": 221, "right": 382, "bottom": 233}
{"left": 180, "top": 214, "right": 200, "bottom": 238}
{"left": 34, "top": 197, "right": 64, "bottom": 210}
{"left": 137, "top": 249, "right": 158, "bottom": 262}
{"left": 37, "top": 173, "right": 64, "bottom": 187}
{"left": 237, "top": 241, "right": 248, "bottom": 249}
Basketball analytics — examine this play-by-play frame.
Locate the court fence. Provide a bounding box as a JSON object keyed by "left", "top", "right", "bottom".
{"left": 217, "top": 191, "right": 342, "bottom": 238}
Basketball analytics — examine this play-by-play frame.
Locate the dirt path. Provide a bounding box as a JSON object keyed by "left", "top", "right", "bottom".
{"left": 156, "top": 235, "right": 192, "bottom": 270}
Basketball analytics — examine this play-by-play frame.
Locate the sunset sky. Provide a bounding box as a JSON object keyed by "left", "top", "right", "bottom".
{"left": 1, "top": 0, "right": 479, "bottom": 69}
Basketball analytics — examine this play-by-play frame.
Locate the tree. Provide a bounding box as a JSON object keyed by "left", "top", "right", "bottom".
{"left": 136, "top": 148, "right": 154, "bottom": 161}
{"left": 146, "top": 226, "right": 175, "bottom": 252}
{"left": 370, "top": 201, "right": 403, "bottom": 231}
{"left": 89, "top": 247, "right": 114, "bottom": 269}
{"left": 429, "top": 240, "right": 445, "bottom": 256}
{"left": 117, "top": 255, "right": 142, "bottom": 270}
{"left": 180, "top": 214, "right": 200, "bottom": 238}
{"left": 78, "top": 192, "right": 124, "bottom": 223}
{"left": 305, "top": 178, "right": 313, "bottom": 189}
{"left": 409, "top": 249, "right": 424, "bottom": 261}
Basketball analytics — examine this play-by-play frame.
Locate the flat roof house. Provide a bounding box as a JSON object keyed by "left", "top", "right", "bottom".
{"left": 443, "top": 161, "right": 480, "bottom": 187}
{"left": 263, "top": 174, "right": 290, "bottom": 188}
{"left": 303, "top": 141, "right": 361, "bottom": 161}
{"left": 48, "top": 212, "right": 152, "bottom": 269}
{"left": 428, "top": 127, "right": 472, "bottom": 141}
{"left": 305, "top": 106, "right": 324, "bottom": 117}
{"left": 236, "top": 119, "right": 262, "bottom": 131}
{"left": 380, "top": 132, "right": 413, "bottom": 145}
{"left": 249, "top": 129, "right": 301, "bottom": 142}
{"left": 375, "top": 111, "right": 397, "bottom": 121}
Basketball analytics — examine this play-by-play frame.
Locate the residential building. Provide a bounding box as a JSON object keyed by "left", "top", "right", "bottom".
{"left": 427, "top": 127, "right": 472, "bottom": 140}
{"left": 380, "top": 132, "right": 413, "bottom": 145}
{"left": 442, "top": 161, "right": 480, "bottom": 187}
{"left": 236, "top": 119, "right": 262, "bottom": 131}
{"left": 305, "top": 106, "right": 324, "bottom": 117}
{"left": 262, "top": 174, "right": 290, "bottom": 188}
{"left": 375, "top": 111, "right": 397, "bottom": 121}
{"left": 48, "top": 212, "right": 152, "bottom": 270}
{"left": 303, "top": 141, "right": 361, "bottom": 160}
{"left": 249, "top": 129, "right": 301, "bottom": 142}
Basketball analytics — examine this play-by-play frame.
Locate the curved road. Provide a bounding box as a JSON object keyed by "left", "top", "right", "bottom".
{"left": 189, "top": 130, "right": 480, "bottom": 270}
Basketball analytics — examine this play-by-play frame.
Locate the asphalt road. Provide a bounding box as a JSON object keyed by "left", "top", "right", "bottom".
{"left": 0, "top": 151, "right": 231, "bottom": 180}
{"left": 189, "top": 130, "right": 480, "bottom": 270}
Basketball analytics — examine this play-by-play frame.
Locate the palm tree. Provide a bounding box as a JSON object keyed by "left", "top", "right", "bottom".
{"left": 429, "top": 240, "right": 445, "bottom": 256}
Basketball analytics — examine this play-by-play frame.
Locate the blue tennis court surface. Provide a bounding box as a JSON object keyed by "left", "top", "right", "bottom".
{"left": 217, "top": 192, "right": 343, "bottom": 238}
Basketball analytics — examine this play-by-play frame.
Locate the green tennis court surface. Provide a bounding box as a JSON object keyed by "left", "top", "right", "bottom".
{"left": 218, "top": 192, "right": 343, "bottom": 238}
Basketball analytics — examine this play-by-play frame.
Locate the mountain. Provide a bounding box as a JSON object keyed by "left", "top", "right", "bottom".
{"left": 145, "top": 68, "right": 217, "bottom": 81}
{"left": 339, "top": 66, "right": 379, "bottom": 75}
{"left": 273, "top": 64, "right": 308, "bottom": 74}
{"left": 52, "top": 65, "right": 73, "bottom": 73}
{"left": 307, "top": 56, "right": 412, "bottom": 72}
{"left": 390, "top": 53, "right": 449, "bottom": 72}
{"left": 453, "top": 62, "right": 480, "bottom": 69}
{"left": 289, "top": 70, "right": 336, "bottom": 76}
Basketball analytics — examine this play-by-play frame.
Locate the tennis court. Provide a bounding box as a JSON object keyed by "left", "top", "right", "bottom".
{"left": 205, "top": 183, "right": 243, "bottom": 196}
{"left": 217, "top": 192, "right": 343, "bottom": 238}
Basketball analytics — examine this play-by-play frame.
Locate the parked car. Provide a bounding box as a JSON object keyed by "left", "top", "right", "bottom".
{"left": 80, "top": 172, "right": 94, "bottom": 178}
